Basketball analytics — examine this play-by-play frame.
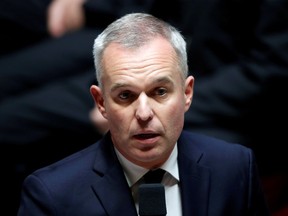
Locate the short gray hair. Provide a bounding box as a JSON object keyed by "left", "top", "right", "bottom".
{"left": 93, "top": 13, "right": 188, "bottom": 88}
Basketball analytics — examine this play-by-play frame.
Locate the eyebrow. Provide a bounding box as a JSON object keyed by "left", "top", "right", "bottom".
{"left": 110, "top": 76, "right": 174, "bottom": 92}
{"left": 154, "top": 76, "right": 173, "bottom": 84}
{"left": 110, "top": 83, "right": 129, "bottom": 92}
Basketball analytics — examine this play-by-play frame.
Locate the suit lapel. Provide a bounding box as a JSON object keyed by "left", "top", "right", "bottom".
{"left": 91, "top": 164, "right": 137, "bottom": 216}
{"left": 178, "top": 132, "right": 210, "bottom": 216}
{"left": 90, "top": 133, "right": 138, "bottom": 216}
{"left": 90, "top": 132, "right": 211, "bottom": 216}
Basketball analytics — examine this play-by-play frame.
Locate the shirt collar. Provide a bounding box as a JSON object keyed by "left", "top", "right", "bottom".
{"left": 115, "top": 143, "right": 179, "bottom": 187}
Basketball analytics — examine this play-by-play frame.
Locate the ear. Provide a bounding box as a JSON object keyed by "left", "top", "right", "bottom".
{"left": 90, "top": 85, "right": 107, "bottom": 119}
{"left": 184, "top": 75, "right": 194, "bottom": 112}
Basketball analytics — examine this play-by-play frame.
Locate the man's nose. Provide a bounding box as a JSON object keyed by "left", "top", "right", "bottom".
{"left": 135, "top": 93, "right": 153, "bottom": 121}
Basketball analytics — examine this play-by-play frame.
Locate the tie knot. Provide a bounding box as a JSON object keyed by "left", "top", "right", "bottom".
{"left": 143, "top": 169, "right": 165, "bottom": 184}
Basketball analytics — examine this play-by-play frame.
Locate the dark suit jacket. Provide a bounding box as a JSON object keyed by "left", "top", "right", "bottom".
{"left": 17, "top": 131, "right": 269, "bottom": 215}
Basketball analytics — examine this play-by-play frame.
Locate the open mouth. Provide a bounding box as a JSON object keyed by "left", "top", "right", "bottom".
{"left": 134, "top": 133, "right": 158, "bottom": 140}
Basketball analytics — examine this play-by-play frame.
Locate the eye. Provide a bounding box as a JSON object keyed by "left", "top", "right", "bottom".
{"left": 119, "top": 91, "right": 133, "bottom": 100}
{"left": 155, "top": 87, "right": 167, "bottom": 96}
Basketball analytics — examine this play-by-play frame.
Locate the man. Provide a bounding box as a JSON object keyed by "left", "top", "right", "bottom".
{"left": 17, "top": 13, "right": 269, "bottom": 215}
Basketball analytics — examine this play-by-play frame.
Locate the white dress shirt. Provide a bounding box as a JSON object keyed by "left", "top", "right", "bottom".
{"left": 115, "top": 143, "right": 182, "bottom": 216}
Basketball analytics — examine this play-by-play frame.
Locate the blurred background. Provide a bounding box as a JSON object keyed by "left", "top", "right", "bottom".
{"left": 0, "top": 0, "right": 287, "bottom": 215}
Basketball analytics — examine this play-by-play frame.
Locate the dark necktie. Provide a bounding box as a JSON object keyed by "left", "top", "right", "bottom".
{"left": 139, "top": 169, "right": 167, "bottom": 216}
{"left": 143, "top": 169, "right": 166, "bottom": 184}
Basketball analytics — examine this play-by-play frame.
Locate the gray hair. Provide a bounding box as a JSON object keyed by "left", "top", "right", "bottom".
{"left": 93, "top": 13, "right": 188, "bottom": 88}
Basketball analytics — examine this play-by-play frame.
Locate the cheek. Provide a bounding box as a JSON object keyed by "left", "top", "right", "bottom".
{"left": 107, "top": 109, "right": 123, "bottom": 122}
{"left": 106, "top": 106, "right": 132, "bottom": 127}
{"left": 171, "top": 106, "right": 185, "bottom": 124}
{"left": 169, "top": 94, "right": 186, "bottom": 113}
{"left": 166, "top": 98, "right": 185, "bottom": 124}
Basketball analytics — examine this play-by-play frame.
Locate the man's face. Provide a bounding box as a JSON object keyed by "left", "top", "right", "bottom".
{"left": 91, "top": 37, "right": 194, "bottom": 169}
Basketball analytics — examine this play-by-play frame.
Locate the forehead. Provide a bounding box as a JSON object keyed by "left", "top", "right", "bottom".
{"left": 101, "top": 37, "right": 181, "bottom": 86}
